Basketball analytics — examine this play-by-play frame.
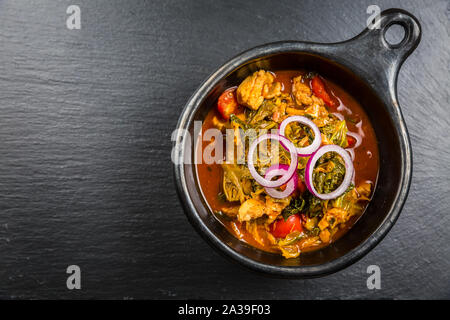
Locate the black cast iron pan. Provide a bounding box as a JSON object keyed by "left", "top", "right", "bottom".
{"left": 173, "top": 9, "right": 421, "bottom": 278}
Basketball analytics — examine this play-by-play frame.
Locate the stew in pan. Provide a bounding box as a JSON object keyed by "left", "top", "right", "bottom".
{"left": 196, "top": 70, "right": 379, "bottom": 258}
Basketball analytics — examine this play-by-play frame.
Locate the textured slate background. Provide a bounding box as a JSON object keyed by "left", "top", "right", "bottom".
{"left": 0, "top": 0, "right": 448, "bottom": 299}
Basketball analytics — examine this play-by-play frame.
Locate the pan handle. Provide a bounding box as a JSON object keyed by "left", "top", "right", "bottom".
{"left": 374, "top": 9, "right": 421, "bottom": 60}
{"left": 335, "top": 9, "right": 421, "bottom": 89}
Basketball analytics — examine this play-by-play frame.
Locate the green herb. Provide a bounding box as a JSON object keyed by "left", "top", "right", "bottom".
{"left": 281, "top": 191, "right": 325, "bottom": 220}
{"left": 332, "top": 184, "right": 354, "bottom": 210}
{"left": 312, "top": 153, "right": 346, "bottom": 194}
{"left": 321, "top": 120, "right": 349, "bottom": 147}
{"left": 310, "top": 227, "right": 320, "bottom": 236}
{"left": 278, "top": 231, "right": 305, "bottom": 246}
{"left": 247, "top": 100, "right": 276, "bottom": 125}
{"left": 282, "top": 197, "right": 306, "bottom": 220}
{"left": 222, "top": 164, "right": 252, "bottom": 203}
{"left": 230, "top": 114, "right": 248, "bottom": 130}
{"left": 254, "top": 120, "right": 277, "bottom": 130}
{"left": 284, "top": 122, "right": 315, "bottom": 147}
{"left": 306, "top": 194, "right": 323, "bottom": 218}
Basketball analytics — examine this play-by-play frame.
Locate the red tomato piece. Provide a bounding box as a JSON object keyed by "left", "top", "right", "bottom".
{"left": 217, "top": 88, "right": 239, "bottom": 120}
{"left": 310, "top": 76, "right": 338, "bottom": 108}
{"left": 269, "top": 214, "right": 303, "bottom": 238}
{"left": 347, "top": 135, "right": 356, "bottom": 148}
{"left": 297, "top": 178, "right": 307, "bottom": 194}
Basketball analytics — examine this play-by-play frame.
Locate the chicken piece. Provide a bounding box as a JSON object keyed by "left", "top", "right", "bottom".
{"left": 312, "top": 95, "right": 326, "bottom": 107}
{"left": 264, "top": 81, "right": 282, "bottom": 99}
{"left": 319, "top": 229, "right": 331, "bottom": 243}
{"left": 318, "top": 217, "right": 329, "bottom": 230}
{"left": 245, "top": 220, "right": 272, "bottom": 247}
{"left": 238, "top": 195, "right": 290, "bottom": 222}
{"left": 286, "top": 107, "right": 306, "bottom": 116}
{"left": 238, "top": 198, "right": 266, "bottom": 222}
{"left": 292, "top": 75, "right": 313, "bottom": 106}
{"left": 236, "top": 70, "right": 281, "bottom": 110}
{"left": 304, "top": 217, "right": 318, "bottom": 231}
{"left": 279, "top": 245, "right": 301, "bottom": 259}
{"left": 298, "top": 236, "right": 321, "bottom": 249}
{"left": 264, "top": 196, "right": 290, "bottom": 223}
{"left": 304, "top": 98, "right": 328, "bottom": 118}
{"left": 221, "top": 206, "right": 239, "bottom": 218}
{"left": 222, "top": 164, "right": 252, "bottom": 203}
{"left": 279, "top": 235, "right": 322, "bottom": 258}
{"left": 318, "top": 207, "right": 349, "bottom": 230}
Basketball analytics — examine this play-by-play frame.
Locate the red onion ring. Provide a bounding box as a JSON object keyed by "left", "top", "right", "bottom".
{"left": 278, "top": 116, "right": 322, "bottom": 156}
{"left": 247, "top": 134, "right": 298, "bottom": 188}
{"left": 264, "top": 164, "right": 298, "bottom": 199}
{"left": 347, "top": 148, "right": 355, "bottom": 161}
{"left": 304, "top": 144, "right": 354, "bottom": 200}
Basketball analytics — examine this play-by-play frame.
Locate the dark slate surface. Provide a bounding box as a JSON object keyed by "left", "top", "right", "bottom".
{"left": 0, "top": 0, "right": 448, "bottom": 299}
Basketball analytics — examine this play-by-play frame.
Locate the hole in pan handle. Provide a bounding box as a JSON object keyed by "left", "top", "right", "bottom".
{"left": 345, "top": 9, "right": 422, "bottom": 69}
{"left": 367, "top": 9, "right": 422, "bottom": 102}
{"left": 329, "top": 9, "right": 421, "bottom": 104}
{"left": 375, "top": 9, "right": 422, "bottom": 57}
